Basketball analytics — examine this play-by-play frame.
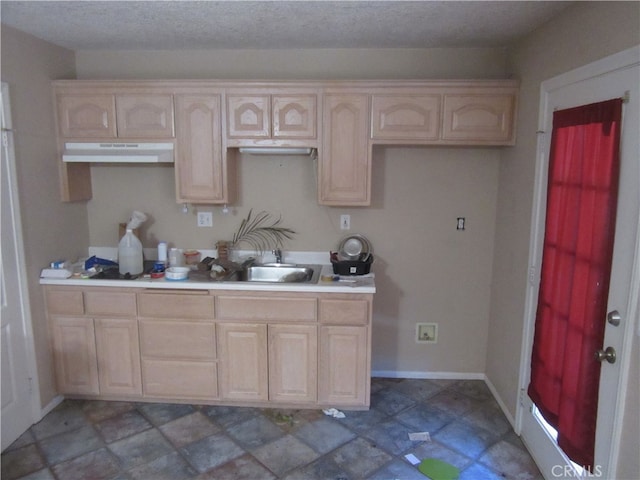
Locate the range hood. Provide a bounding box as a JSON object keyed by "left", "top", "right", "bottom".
{"left": 62, "top": 142, "right": 174, "bottom": 163}
{"left": 238, "top": 147, "right": 315, "bottom": 155}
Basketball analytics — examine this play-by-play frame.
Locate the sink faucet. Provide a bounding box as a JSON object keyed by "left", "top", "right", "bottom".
{"left": 273, "top": 249, "right": 283, "bottom": 263}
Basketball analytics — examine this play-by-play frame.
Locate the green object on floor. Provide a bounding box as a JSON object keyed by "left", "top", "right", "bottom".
{"left": 418, "top": 458, "right": 460, "bottom": 480}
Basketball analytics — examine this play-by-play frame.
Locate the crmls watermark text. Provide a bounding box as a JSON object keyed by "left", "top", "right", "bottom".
{"left": 551, "top": 465, "right": 603, "bottom": 478}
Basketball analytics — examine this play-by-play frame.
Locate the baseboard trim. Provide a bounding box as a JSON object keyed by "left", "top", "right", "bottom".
{"left": 371, "top": 370, "right": 485, "bottom": 380}
{"left": 483, "top": 376, "right": 517, "bottom": 430}
{"left": 39, "top": 395, "right": 64, "bottom": 421}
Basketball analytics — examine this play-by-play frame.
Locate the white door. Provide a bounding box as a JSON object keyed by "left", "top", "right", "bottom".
{"left": 1, "top": 83, "right": 37, "bottom": 450}
{"left": 519, "top": 47, "right": 640, "bottom": 479}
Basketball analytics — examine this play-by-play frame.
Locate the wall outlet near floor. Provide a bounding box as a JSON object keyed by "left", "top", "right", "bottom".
{"left": 416, "top": 323, "right": 438, "bottom": 343}
{"left": 340, "top": 214, "right": 351, "bottom": 230}
{"left": 197, "top": 211, "right": 213, "bottom": 227}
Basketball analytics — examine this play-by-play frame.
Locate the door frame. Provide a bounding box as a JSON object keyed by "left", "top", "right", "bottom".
{"left": 516, "top": 46, "right": 640, "bottom": 478}
{"left": 1, "top": 82, "right": 41, "bottom": 446}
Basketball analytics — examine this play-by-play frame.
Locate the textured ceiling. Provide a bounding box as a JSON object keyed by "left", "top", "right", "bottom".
{"left": 1, "top": 1, "right": 574, "bottom": 51}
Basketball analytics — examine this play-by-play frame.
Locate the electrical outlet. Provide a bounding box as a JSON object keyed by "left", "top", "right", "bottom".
{"left": 340, "top": 214, "right": 351, "bottom": 230}
{"left": 197, "top": 211, "right": 213, "bottom": 227}
{"left": 416, "top": 323, "right": 438, "bottom": 343}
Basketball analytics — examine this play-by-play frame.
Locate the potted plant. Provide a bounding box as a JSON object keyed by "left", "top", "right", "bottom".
{"left": 217, "top": 209, "right": 296, "bottom": 260}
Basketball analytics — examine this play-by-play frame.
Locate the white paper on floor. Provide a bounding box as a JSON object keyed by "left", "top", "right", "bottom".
{"left": 404, "top": 453, "right": 421, "bottom": 465}
{"left": 322, "top": 408, "right": 346, "bottom": 418}
{"left": 408, "top": 431, "right": 431, "bottom": 442}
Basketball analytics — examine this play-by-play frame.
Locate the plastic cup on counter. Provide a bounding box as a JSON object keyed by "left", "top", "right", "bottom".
{"left": 184, "top": 249, "right": 201, "bottom": 266}
{"left": 169, "top": 248, "right": 183, "bottom": 267}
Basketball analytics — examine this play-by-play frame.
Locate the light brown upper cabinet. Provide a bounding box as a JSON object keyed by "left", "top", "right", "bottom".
{"left": 370, "top": 83, "right": 517, "bottom": 146}
{"left": 56, "top": 92, "right": 174, "bottom": 138}
{"left": 319, "top": 93, "right": 371, "bottom": 206}
{"left": 175, "top": 93, "right": 233, "bottom": 204}
{"left": 371, "top": 94, "right": 441, "bottom": 141}
{"left": 56, "top": 94, "right": 117, "bottom": 138}
{"left": 53, "top": 79, "right": 518, "bottom": 205}
{"left": 442, "top": 93, "right": 515, "bottom": 144}
{"left": 226, "top": 92, "right": 317, "bottom": 144}
{"left": 115, "top": 94, "right": 175, "bottom": 138}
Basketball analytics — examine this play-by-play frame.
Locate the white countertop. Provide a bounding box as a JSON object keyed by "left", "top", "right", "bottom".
{"left": 40, "top": 250, "right": 376, "bottom": 294}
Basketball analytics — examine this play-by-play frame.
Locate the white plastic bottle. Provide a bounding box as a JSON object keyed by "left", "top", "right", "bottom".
{"left": 118, "top": 228, "right": 143, "bottom": 275}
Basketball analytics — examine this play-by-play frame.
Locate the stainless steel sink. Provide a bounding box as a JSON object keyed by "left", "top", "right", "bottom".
{"left": 237, "top": 264, "right": 321, "bottom": 283}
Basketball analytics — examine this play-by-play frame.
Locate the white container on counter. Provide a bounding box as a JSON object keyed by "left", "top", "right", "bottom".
{"left": 157, "top": 241, "right": 168, "bottom": 263}
{"left": 118, "top": 228, "right": 143, "bottom": 275}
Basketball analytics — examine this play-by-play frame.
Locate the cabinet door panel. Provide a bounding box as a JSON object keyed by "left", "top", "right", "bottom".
{"left": 175, "top": 94, "right": 226, "bottom": 203}
{"left": 320, "top": 94, "right": 370, "bottom": 205}
{"left": 50, "top": 317, "right": 99, "bottom": 395}
{"left": 217, "top": 323, "right": 268, "bottom": 401}
{"left": 227, "top": 95, "right": 270, "bottom": 139}
{"left": 57, "top": 94, "right": 116, "bottom": 138}
{"left": 272, "top": 95, "right": 316, "bottom": 139}
{"left": 95, "top": 318, "right": 141, "bottom": 396}
{"left": 116, "top": 94, "right": 174, "bottom": 138}
{"left": 269, "top": 325, "right": 317, "bottom": 403}
{"left": 319, "top": 325, "right": 367, "bottom": 406}
{"left": 371, "top": 94, "right": 440, "bottom": 140}
{"left": 142, "top": 359, "right": 218, "bottom": 399}
{"left": 442, "top": 94, "right": 515, "bottom": 143}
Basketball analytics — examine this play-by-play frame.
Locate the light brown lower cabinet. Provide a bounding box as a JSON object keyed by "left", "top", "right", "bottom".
{"left": 50, "top": 316, "right": 141, "bottom": 396}
{"left": 94, "top": 318, "right": 142, "bottom": 396}
{"left": 137, "top": 291, "right": 218, "bottom": 401}
{"left": 45, "top": 287, "right": 372, "bottom": 409}
{"left": 217, "top": 323, "right": 269, "bottom": 402}
{"left": 268, "top": 324, "right": 317, "bottom": 403}
{"left": 138, "top": 319, "right": 218, "bottom": 400}
{"left": 217, "top": 323, "right": 318, "bottom": 404}
{"left": 50, "top": 316, "right": 100, "bottom": 395}
{"left": 318, "top": 325, "right": 368, "bottom": 405}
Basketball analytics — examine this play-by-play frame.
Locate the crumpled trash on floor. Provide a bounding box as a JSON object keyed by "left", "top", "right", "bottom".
{"left": 322, "top": 408, "right": 346, "bottom": 418}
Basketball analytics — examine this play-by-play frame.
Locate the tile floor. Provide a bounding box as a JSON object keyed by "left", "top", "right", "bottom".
{"left": 1, "top": 378, "right": 543, "bottom": 480}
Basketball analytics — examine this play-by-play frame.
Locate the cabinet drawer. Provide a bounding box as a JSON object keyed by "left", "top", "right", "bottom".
{"left": 216, "top": 295, "right": 316, "bottom": 322}
{"left": 138, "top": 292, "right": 214, "bottom": 319}
{"left": 46, "top": 289, "right": 84, "bottom": 315}
{"left": 142, "top": 359, "right": 218, "bottom": 399}
{"left": 84, "top": 291, "right": 137, "bottom": 317}
{"left": 139, "top": 320, "right": 216, "bottom": 360}
{"left": 319, "top": 298, "right": 370, "bottom": 325}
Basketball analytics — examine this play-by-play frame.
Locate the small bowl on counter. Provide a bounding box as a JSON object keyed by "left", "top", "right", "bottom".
{"left": 165, "top": 266, "right": 190, "bottom": 281}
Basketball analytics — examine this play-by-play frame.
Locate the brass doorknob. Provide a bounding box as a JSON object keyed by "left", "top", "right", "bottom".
{"left": 595, "top": 346, "right": 616, "bottom": 364}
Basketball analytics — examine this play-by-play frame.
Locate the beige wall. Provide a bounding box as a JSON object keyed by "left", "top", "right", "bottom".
{"left": 75, "top": 47, "right": 508, "bottom": 80}
{"left": 487, "top": 1, "right": 639, "bottom": 475}
{"left": 75, "top": 47, "right": 507, "bottom": 375}
{"left": 0, "top": 25, "right": 80, "bottom": 407}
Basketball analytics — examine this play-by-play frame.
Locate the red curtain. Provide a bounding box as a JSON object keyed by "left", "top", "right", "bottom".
{"left": 528, "top": 98, "right": 622, "bottom": 469}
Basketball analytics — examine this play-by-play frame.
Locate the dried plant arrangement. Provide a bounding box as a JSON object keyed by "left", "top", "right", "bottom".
{"left": 231, "top": 209, "right": 297, "bottom": 253}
